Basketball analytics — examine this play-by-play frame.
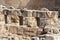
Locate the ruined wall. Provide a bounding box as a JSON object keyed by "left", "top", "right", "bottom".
{"left": 0, "top": 5, "right": 59, "bottom": 40}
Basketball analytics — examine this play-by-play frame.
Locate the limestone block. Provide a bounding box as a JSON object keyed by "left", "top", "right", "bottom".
{"left": 26, "top": 17, "right": 38, "bottom": 27}
{"left": 0, "top": 13, "right": 5, "bottom": 25}
{"left": 17, "top": 27, "right": 23, "bottom": 35}
{"left": 23, "top": 27, "right": 42, "bottom": 36}
{"left": 7, "top": 15, "right": 11, "bottom": 23}
{"left": 0, "top": 25, "right": 9, "bottom": 35}
{"left": 0, "top": 14, "right": 5, "bottom": 21}
{"left": 45, "top": 11, "right": 58, "bottom": 25}
{"left": 23, "top": 27, "right": 37, "bottom": 36}
{"left": 11, "top": 15, "right": 19, "bottom": 23}
{"left": 24, "top": 31, "right": 36, "bottom": 36}
{"left": 7, "top": 15, "right": 19, "bottom": 25}
{"left": 44, "top": 25, "right": 60, "bottom": 34}
{"left": 9, "top": 26, "right": 18, "bottom": 34}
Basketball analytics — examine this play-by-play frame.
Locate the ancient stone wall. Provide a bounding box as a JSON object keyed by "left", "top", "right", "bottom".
{"left": 0, "top": 5, "right": 59, "bottom": 40}
{"left": 0, "top": 0, "right": 60, "bottom": 40}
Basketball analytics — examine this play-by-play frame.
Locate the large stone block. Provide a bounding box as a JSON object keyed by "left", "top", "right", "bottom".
{"left": 0, "top": 12, "right": 5, "bottom": 25}
{"left": 8, "top": 26, "right": 18, "bottom": 34}
{"left": 17, "top": 27, "right": 24, "bottom": 35}
{"left": 7, "top": 15, "right": 19, "bottom": 24}
{"left": 25, "top": 17, "right": 38, "bottom": 28}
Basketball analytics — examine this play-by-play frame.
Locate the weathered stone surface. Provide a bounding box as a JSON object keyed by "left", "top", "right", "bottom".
{"left": 26, "top": 17, "right": 38, "bottom": 27}
{"left": 5, "top": 24, "right": 42, "bottom": 36}
{"left": 0, "top": 5, "right": 59, "bottom": 40}
{"left": 38, "top": 34, "right": 60, "bottom": 40}
{"left": 0, "top": 12, "right": 5, "bottom": 25}
{"left": 44, "top": 25, "right": 60, "bottom": 34}
{"left": 45, "top": 11, "right": 58, "bottom": 25}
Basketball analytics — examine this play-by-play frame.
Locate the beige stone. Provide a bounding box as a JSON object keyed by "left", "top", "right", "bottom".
{"left": 44, "top": 25, "right": 60, "bottom": 34}
{"left": 26, "top": 17, "right": 38, "bottom": 28}
{"left": 45, "top": 11, "right": 58, "bottom": 25}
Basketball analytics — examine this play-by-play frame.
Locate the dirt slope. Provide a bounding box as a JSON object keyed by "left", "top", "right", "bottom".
{"left": 0, "top": 0, "right": 55, "bottom": 10}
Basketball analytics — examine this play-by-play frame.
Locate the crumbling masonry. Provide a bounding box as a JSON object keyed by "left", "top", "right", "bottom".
{"left": 0, "top": 5, "right": 60, "bottom": 40}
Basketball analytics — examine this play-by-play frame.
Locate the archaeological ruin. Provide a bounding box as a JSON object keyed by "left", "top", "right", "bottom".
{"left": 0, "top": 5, "right": 60, "bottom": 40}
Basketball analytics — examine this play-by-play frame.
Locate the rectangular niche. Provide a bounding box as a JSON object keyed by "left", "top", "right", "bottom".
{"left": 19, "top": 16, "right": 23, "bottom": 25}
{"left": 35, "top": 17, "right": 40, "bottom": 27}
